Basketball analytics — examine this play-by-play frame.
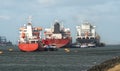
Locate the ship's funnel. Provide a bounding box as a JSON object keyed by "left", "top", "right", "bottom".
{"left": 54, "top": 22, "right": 60, "bottom": 33}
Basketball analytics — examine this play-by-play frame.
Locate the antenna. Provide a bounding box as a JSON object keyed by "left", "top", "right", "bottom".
{"left": 61, "top": 21, "right": 64, "bottom": 28}
{"left": 55, "top": 19, "right": 59, "bottom": 23}
{"left": 28, "top": 16, "right": 32, "bottom": 23}
{"left": 24, "top": 24, "right": 26, "bottom": 27}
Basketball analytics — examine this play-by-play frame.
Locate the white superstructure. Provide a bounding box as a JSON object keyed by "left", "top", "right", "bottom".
{"left": 19, "top": 17, "right": 42, "bottom": 43}
{"left": 76, "top": 21, "right": 100, "bottom": 47}
{"left": 76, "top": 22, "right": 97, "bottom": 39}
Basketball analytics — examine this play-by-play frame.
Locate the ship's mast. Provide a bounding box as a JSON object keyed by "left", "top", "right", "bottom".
{"left": 27, "top": 16, "right": 33, "bottom": 39}
{"left": 28, "top": 16, "right": 32, "bottom": 24}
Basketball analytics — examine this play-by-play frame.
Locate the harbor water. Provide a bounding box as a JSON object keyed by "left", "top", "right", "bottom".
{"left": 0, "top": 45, "right": 120, "bottom": 71}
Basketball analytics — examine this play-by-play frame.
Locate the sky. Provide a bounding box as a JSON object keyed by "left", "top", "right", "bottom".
{"left": 0, "top": 0, "right": 120, "bottom": 45}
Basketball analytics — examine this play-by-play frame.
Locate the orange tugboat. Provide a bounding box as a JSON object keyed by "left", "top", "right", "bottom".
{"left": 43, "top": 20, "right": 72, "bottom": 48}
{"left": 18, "top": 16, "right": 43, "bottom": 52}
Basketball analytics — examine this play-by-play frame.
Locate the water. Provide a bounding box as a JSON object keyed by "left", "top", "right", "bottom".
{"left": 0, "top": 45, "right": 120, "bottom": 71}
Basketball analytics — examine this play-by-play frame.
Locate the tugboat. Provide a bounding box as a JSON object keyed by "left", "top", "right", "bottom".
{"left": 76, "top": 21, "right": 100, "bottom": 47}
{"left": 18, "top": 16, "right": 43, "bottom": 52}
{"left": 43, "top": 20, "right": 72, "bottom": 48}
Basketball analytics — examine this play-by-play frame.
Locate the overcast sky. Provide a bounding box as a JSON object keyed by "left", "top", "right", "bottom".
{"left": 0, "top": 0, "right": 120, "bottom": 44}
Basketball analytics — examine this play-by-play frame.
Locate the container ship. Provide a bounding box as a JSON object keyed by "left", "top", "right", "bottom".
{"left": 76, "top": 21, "right": 100, "bottom": 47}
{"left": 18, "top": 17, "right": 43, "bottom": 52}
{"left": 43, "top": 21, "right": 72, "bottom": 48}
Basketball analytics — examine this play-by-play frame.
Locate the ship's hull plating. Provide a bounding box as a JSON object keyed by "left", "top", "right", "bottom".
{"left": 18, "top": 43, "right": 39, "bottom": 52}
{"left": 45, "top": 38, "right": 71, "bottom": 48}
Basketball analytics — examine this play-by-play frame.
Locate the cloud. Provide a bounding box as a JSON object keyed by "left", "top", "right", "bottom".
{"left": 90, "top": 0, "right": 120, "bottom": 13}
{"left": 72, "top": 0, "right": 120, "bottom": 22}
{"left": 0, "top": 16, "right": 10, "bottom": 20}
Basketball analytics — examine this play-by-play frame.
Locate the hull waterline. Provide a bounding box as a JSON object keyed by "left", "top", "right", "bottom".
{"left": 45, "top": 38, "right": 71, "bottom": 48}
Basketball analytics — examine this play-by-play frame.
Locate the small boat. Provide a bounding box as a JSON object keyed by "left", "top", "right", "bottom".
{"left": 81, "top": 44, "right": 88, "bottom": 48}
{"left": 88, "top": 43, "right": 96, "bottom": 47}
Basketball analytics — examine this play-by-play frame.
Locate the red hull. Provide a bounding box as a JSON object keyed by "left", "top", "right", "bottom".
{"left": 45, "top": 38, "right": 71, "bottom": 48}
{"left": 18, "top": 43, "right": 38, "bottom": 52}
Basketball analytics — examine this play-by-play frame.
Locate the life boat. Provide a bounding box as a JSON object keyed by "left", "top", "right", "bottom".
{"left": 35, "top": 27, "right": 42, "bottom": 31}
{"left": 21, "top": 32, "right": 25, "bottom": 38}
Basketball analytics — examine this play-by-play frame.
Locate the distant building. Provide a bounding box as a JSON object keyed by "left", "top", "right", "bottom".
{"left": 0, "top": 36, "right": 12, "bottom": 46}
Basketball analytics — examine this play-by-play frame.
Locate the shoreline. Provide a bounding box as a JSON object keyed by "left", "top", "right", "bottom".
{"left": 88, "top": 56, "right": 120, "bottom": 71}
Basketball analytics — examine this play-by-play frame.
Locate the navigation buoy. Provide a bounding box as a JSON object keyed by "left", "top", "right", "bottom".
{"left": 64, "top": 48, "right": 70, "bottom": 52}
{"left": 0, "top": 51, "right": 3, "bottom": 54}
{"left": 8, "top": 48, "right": 13, "bottom": 52}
